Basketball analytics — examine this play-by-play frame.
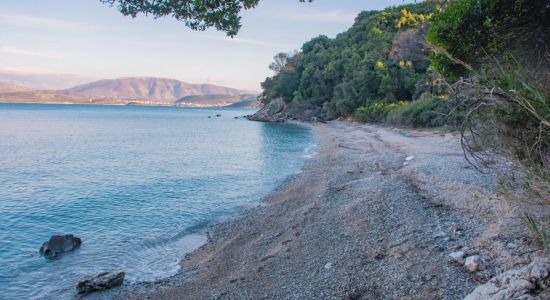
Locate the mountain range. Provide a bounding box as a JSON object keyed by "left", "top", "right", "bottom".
{"left": 0, "top": 77, "right": 258, "bottom": 107}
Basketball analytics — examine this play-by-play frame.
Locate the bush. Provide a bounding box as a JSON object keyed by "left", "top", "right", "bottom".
{"left": 355, "top": 101, "right": 409, "bottom": 122}
{"left": 427, "top": 0, "right": 550, "bottom": 79}
{"left": 460, "top": 55, "right": 549, "bottom": 167}
{"left": 386, "top": 97, "right": 448, "bottom": 127}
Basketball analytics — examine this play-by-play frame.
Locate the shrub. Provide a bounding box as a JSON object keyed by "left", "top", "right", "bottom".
{"left": 355, "top": 101, "right": 409, "bottom": 122}
{"left": 386, "top": 97, "right": 448, "bottom": 127}
{"left": 460, "top": 55, "right": 549, "bottom": 168}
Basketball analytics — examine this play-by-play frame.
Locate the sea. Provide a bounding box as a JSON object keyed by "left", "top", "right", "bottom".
{"left": 0, "top": 103, "right": 315, "bottom": 299}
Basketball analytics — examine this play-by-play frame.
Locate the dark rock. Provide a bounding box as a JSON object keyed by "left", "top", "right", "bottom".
{"left": 39, "top": 234, "right": 81, "bottom": 258}
{"left": 246, "top": 98, "right": 287, "bottom": 122}
{"left": 216, "top": 114, "right": 221, "bottom": 117}
{"left": 76, "top": 271, "right": 125, "bottom": 295}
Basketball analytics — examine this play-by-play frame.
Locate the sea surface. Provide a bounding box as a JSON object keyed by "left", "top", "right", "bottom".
{"left": 0, "top": 103, "right": 315, "bottom": 299}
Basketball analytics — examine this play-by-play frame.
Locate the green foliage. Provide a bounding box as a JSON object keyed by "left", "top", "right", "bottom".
{"left": 427, "top": 0, "right": 550, "bottom": 78}
{"left": 386, "top": 97, "right": 449, "bottom": 127}
{"left": 102, "top": 0, "right": 312, "bottom": 36}
{"left": 464, "top": 55, "right": 550, "bottom": 166}
{"left": 353, "top": 97, "right": 454, "bottom": 128}
{"left": 355, "top": 101, "right": 409, "bottom": 122}
{"left": 428, "top": 53, "right": 466, "bottom": 81}
{"left": 525, "top": 213, "right": 550, "bottom": 251}
{"left": 261, "top": 2, "right": 437, "bottom": 120}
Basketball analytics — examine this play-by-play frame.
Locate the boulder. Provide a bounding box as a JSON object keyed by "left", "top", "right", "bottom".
{"left": 39, "top": 234, "right": 82, "bottom": 258}
{"left": 76, "top": 271, "right": 125, "bottom": 295}
{"left": 465, "top": 257, "right": 550, "bottom": 300}
{"left": 246, "top": 98, "right": 287, "bottom": 122}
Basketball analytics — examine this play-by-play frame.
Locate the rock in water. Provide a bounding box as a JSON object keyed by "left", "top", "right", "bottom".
{"left": 39, "top": 234, "right": 82, "bottom": 258}
{"left": 246, "top": 98, "right": 287, "bottom": 122}
{"left": 76, "top": 271, "right": 125, "bottom": 295}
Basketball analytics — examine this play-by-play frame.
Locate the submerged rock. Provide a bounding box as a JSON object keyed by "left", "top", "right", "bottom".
{"left": 76, "top": 271, "right": 125, "bottom": 295}
{"left": 246, "top": 98, "right": 287, "bottom": 122}
{"left": 465, "top": 257, "right": 550, "bottom": 299}
{"left": 39, "top": 234, "right": 82, "bottom": 258}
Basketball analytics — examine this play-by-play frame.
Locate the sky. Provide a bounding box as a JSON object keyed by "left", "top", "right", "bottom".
{"left": 0, "top": 0, "right": 414, "bottom": 91}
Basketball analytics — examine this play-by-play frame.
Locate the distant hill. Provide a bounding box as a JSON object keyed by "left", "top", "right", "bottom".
{"left": 62, "top": 77, "right": 250, "bottom": 102}
{"left": 0, "top": 82, "right": 30, "bottom": 93}
{"left": 175, "top": 94, "right": 259, "bottom": 107}
{"left": 224, "top": 96, "right": 260, "bottom": 108}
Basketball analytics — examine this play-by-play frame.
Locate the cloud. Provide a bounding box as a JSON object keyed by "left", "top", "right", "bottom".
{"left": 0, "top": 14, "right": 86, "bottom": 30}
{"left": 276, "top": 9, "right": 357, "bottom": 24}
{"left": 0, "top": 46, "right": 61, "bottom": 59}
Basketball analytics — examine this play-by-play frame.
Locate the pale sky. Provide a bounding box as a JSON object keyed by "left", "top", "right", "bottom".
{"left": 0, "top": 0, "right": 414, "bottom": 91}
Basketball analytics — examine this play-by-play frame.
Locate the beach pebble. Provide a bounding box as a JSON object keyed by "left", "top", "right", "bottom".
{"left": 451, "top": 244, "right": 462, "bottom": 251}
{"left": 465, "top": 255, "right": 482, "bottom": 272}
{"left": 324, "top": 262, "right": 332, "bottom": 270}
{"left": 405, "top": 156, "right": 415, "bottom": 161}
{"left": 449, "top": 251, "right": 465, "bottom": 262}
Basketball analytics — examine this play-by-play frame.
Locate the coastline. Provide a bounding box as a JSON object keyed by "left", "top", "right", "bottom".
{"left": 0, "top": 101, "right": 253, "bottom": 108}
{"left": 104, "top": 121, "right": 536, "bottom": 299}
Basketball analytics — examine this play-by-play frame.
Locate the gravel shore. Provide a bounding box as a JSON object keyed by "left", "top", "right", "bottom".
{"left": 104, "top": 121, "right": 539, "bottom": 299}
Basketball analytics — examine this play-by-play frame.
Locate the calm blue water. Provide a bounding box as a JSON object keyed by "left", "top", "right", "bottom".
{"left": 0, "top": 103, "right": 314, "bottom": 299}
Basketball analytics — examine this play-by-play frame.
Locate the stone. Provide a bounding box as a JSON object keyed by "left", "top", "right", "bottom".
{"left": 76, "top": 271, "right": 125, "bottom": 295}
{"left": 465, "top": 255, "right": 482, "bottom": 272}
{"left": 39, "top": 234, "right": 82, "bottom": 258}
{"left": 246, "top": 98, "right": 287, "bottom": 122}
{"left": 506, "top": 242, "right": 517, "bottom": 249}
{"left": 465, "top": 257, "right": 550, "bottom": 300}
{"left": 451, "top": 244, "right": 462, "bottom": 251}
{"left": 449, "top": 251, "right": 465, "bottom": 262}
{"left": 324, "top": 262, "right": 332, "bottom": 270}
{"left": 405, "top": 155, "right": 415, "bottom": 161}
{"left": 449, "top": 224, "right": 461, "bottom": 233}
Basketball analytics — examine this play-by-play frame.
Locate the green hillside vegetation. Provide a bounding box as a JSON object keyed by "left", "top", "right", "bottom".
{"left": 261, "top": 2, "right": 441, "bottom": 123}
{"left": 261, "top": 0, "right": 549, "bottom": 169}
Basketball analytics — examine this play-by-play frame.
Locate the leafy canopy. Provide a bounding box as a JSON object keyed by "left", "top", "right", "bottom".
{"left": 261, "top": 2, "right": 436, "bottom": 119}
{"left": 101, "top": 0, "right": 311, "bottom": 36}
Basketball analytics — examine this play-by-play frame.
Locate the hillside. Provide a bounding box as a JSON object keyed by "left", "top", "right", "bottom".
{"left": 0, "top": 82, "right": 30, "bottom": 93}
{"left": 0, "top": 90, "right": 136, "bottom": 105}
{"left": 176, "top": 94, "right": 259, "bottom": 107}
{"left": 62, "top": 77, "right": 248, "bottom": 102}
{"left": 224, "top": 98, "right": 260, "bottom": 108}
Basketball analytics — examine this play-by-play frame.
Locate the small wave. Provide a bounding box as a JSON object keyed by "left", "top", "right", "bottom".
{"left": 301, "top": 143, "right": 318, "bottom": 159}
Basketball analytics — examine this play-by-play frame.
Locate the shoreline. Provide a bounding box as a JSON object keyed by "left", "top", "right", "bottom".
{"left": 0, "top": 101, "right": 258, "bottom": 109}
{"left": 104, "top": 121, "right": 537, "bottom": 299}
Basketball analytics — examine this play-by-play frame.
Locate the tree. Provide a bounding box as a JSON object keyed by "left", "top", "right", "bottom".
{"left": 269, "top": 53, "right": 291, "bottom": 74}
{"left": 101, "top": 0, "right": 312, "bottom": 37}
